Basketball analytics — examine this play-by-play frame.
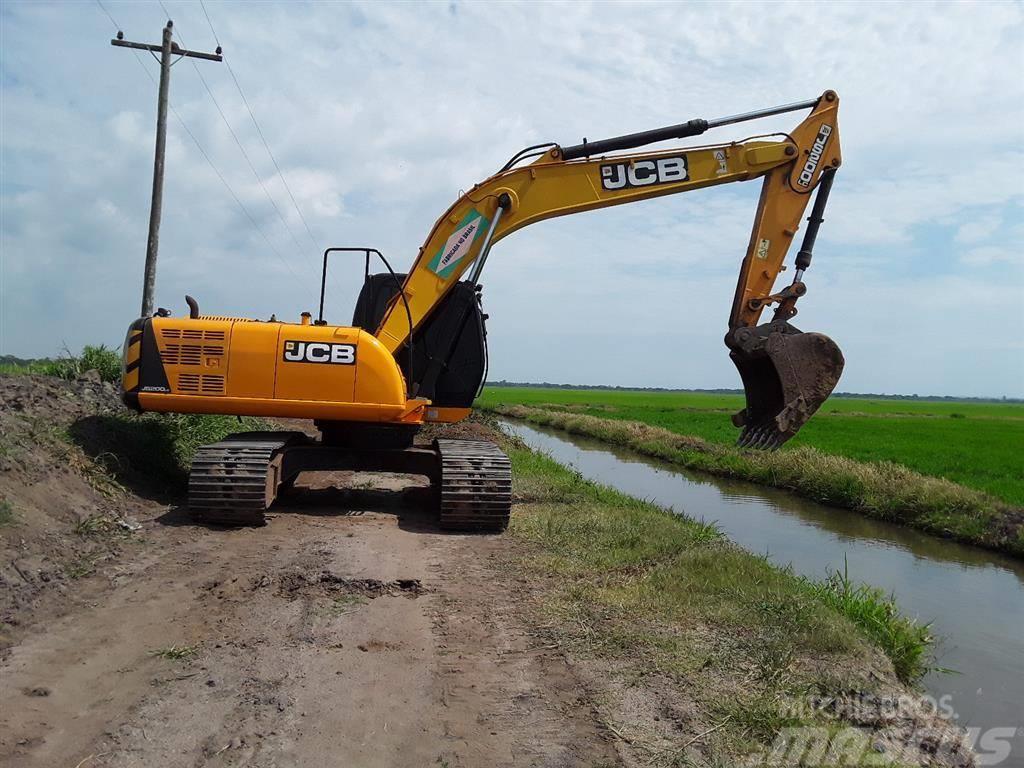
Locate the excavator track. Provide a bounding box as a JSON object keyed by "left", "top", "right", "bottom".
{"left": 435, "top": 439, "right": 512, "bottom": 532}
{"left": 188, "top": 432, "right": 305, "bottom": 527}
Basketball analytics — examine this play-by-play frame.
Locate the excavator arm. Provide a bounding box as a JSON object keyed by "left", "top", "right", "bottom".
{"left": 375, "top": 90, "right": 845, "bottom": 447}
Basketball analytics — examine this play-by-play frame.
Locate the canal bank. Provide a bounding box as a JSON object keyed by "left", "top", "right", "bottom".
{"left": 486, "top": 405, "right": 1023, "bottom": 557}
{"left": 502, "top": 419, "right": 1022, "bottom": 767}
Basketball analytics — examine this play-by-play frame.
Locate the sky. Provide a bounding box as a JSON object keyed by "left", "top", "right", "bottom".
{"left": 1, "top": 0, "right": 1022, "bottom": 398}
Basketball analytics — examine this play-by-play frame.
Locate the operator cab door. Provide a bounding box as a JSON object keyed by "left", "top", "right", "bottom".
{"left": 274, "top": 325, "right": 358, "bottom": 404}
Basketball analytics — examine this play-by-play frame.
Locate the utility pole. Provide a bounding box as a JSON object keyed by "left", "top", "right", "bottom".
{"left": 111, "top": 21, "right": 222, "bottom": 317}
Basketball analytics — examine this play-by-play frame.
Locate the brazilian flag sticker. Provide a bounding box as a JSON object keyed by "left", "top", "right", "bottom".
{"left": 427, "top": 208, "right": 490, "bottom": 279}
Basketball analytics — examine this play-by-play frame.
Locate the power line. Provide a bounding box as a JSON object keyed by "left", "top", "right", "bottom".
{"left": 157, "top": 2, "right": 316, "bottom": 280}
{"left": 198, "top": 0, "right": 221, "bottom": 47}
{"left": 93, "top": 0, "right": 308, "bottom": 292}
{"left": 160, "top": 1, "right": 328, "bottom": 294}
{"left": 168, "top": 110, "right": 308, "bottom": 287}
{"left": 200, "top": 0, "right": 321, "bottom": 253}
{"left": 94, "top": 0, "right": 119, "bottom": 31}
{"left": 183, "top": 0, "right": 348, "bottom": 303}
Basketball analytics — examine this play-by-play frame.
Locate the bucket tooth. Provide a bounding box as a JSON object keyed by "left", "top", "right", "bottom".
{"left": 728, "top": 321, "right": 844, "bottom": 449}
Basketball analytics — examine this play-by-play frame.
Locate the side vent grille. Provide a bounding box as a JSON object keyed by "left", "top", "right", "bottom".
{"left": 159, "top": 328, "right": 227, "bottom": 341}
{"left": 161, "top": 343, "right": 224, "bottom": 366}
{"left": 198, "top": 316, "right": 254, "bottom": 324}
{"left": 158, "top": 327, "right": 227, "bottom": 369}
{"left": 178, "top": 374, "right": 225, "bottom": 395}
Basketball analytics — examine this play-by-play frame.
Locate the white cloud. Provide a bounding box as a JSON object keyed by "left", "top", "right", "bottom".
{"left": 960, "top": 246, "right": 1019, "bottom": 267}
{"left": 110, "top": 111, "right": 146, "bottom": 146}
{"left": 955, "top": 213, "right": 1003, "bottom": 244}
{"left": 824, "top": 156, "right": 1024, "bottom": 247}
{"left": 1, "top": 0, "right": 1023, "bottom": 396}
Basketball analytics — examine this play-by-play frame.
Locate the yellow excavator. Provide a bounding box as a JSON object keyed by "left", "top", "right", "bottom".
{"left": 121, "top": 90, "right": 845, "bottom": 530}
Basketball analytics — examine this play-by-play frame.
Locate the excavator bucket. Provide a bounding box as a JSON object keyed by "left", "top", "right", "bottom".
{"left": 728, "top": 321, "right": 844, "bottom": 449}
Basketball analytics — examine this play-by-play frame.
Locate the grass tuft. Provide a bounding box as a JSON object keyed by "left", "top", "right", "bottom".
{"left": 69, "top": 412, "right": 269, "bottom": 492}
{"left": 323, "top": 594, "right": 369, "bottom": 617}
{"left": 1, "top": 345, "right": 121, "bottom": 383}
{"left": 150, "top": 645, "right": 198, "bottom": 660}
{"left": 65, "top": 552, "right": 106, "bottom": 579}
{"left": 73, "top": 514, "right": 117, "bottom": 536}
{"left": 802, "top": 558, "right": 932, "bottom": 682}
{"left": 0, "top": 499, "right": 15, "bottom": 526}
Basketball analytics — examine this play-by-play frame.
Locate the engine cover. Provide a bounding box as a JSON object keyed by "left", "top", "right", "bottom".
{"left": 121, "top": 314, "right": 418, "bottom": 423}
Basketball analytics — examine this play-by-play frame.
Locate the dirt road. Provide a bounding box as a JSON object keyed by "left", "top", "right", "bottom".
{"left": 0, "top": 377, "right": 979, "bottom": 768}
{"left": 1, "top": 469, "right": 617, "bottom": 768}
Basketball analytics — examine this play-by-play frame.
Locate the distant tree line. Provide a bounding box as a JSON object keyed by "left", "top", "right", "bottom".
{"left": 484, "top": 380, "right": 1023, "bottom": 404}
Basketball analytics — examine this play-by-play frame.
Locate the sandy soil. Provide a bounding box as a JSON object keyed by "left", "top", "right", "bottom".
{"left": 0, "top": 376, "right": 616, "bottom": 767}
{"left": 0, "top": 459, "right": 622, "bottom": 768}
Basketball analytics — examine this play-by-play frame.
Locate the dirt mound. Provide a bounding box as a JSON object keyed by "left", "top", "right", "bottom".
{"left": 275, "top": 570, "right": 427, "bottom": 599}
{"left": 0, "top": 370, "right": 119, "bottom": 420}
{"left": 0, "top": 374, "right": 163, "bottom": 649}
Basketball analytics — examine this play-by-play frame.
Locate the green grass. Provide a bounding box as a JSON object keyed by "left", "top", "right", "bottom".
{"left": 0, "top": 345, "right": 121, "bottom": 384}
{"left": 0, "top": 500, "right": 14, "bottom": 526}
{"left": 488, "top": 405, "right": 1023, "bottom": 557}
{"left": 478, "top": 387, "right": 1024, "bottom": 506}
{"left": 503, "top": 437, "right": 934, "bottom": 760}
{"left": 69, "top": 412, "right": 269, "bottom": 492}
{"left": 73, "top": 514, "right": 117, "bottom": 536}
{"left": 150, "top": 645, "right": 198, "bottom": 660}
{"left": 481, "top": 386, "right": 1023, "bottom": 418}
{"left": 323, "top": 594, "right": 369, "bottom": 617}
{"left": 801, "top": 561, "right": 932, "bottom": 686}
{"left": 64, "top": 552, "right": 107, "bottom": 580}
{"left": 0, "top": 361, "right": 52, "bottom": 377}
{"left": 510, "top": 445, "right": 931, "bottom": 682}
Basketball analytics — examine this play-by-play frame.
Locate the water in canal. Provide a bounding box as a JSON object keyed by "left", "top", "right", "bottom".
{"left": 502, "top": 420, "right": 1023, "bottom": 765}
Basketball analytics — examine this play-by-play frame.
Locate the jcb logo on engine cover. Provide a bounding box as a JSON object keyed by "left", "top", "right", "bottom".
{"left": 282, "top": 341, "right": 356, "bottom": 365}
{"left": 600, "top": 156, "right": 687, "bottom": 190}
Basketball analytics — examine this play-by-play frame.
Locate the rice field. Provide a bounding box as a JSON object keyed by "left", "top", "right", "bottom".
{"left": 477, "top": 387, "right": 1024, "bottom": 506}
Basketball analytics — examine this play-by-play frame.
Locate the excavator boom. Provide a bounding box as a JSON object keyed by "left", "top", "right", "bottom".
{"left": 374, "top": 90, "right": 845, "bottom": 446}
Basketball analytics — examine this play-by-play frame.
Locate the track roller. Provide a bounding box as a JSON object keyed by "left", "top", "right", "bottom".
{"left": 188, "top": 431, "right": 306, "bottom": 526}
{"left": 435, "top": 438, "right": 512, "bottom": 532}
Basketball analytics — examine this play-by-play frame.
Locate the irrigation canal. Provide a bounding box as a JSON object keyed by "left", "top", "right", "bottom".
{"left": 501, "top": 420, "right": 1023, "bottom": 765}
